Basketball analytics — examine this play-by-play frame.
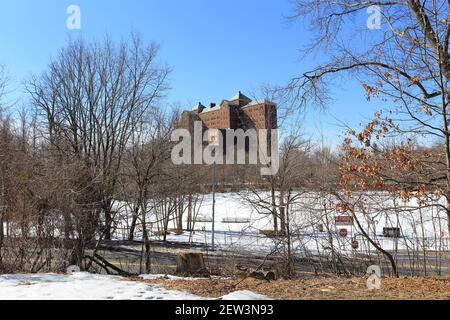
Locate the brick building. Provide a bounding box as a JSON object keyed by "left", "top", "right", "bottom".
{"left": 180, "top": 91, "right": 277, "bottom": 133}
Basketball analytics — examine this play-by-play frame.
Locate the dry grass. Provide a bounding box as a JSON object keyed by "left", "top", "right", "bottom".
{"left": 132, "top": 276, "right": 450, "bottom": 300}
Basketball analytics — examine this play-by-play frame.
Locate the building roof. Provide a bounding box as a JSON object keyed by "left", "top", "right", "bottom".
{"left": 230, "top": 91, "right": 251, "bottom": 102}
{"left": 200, "top": 105, "right": 221, "bottom": 114}
{"left": 192, "top": 102, "right": 206, "bottom": 111}
{"left": 188, "top": 93, "right": 276, "bottom": 114}
{"left": 242, "top": 99, "right": 276, "bottom": 108}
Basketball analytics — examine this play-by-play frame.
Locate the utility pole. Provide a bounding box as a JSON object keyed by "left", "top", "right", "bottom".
{"left": 208, "top": 129, "right": 219, "bottom": 251}
{"left": 211, "top": 160, "right": 216, "bottom": 251}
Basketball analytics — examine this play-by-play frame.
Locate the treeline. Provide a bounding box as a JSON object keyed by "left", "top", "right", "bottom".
{"left": 2, "top": 35, "right": 445, "bottom": 277}
{"left": 0, "top": 35, "right": 191, "bottom": 273}
{"left": 0, "top": 35, "right": 341, "bottom": 274}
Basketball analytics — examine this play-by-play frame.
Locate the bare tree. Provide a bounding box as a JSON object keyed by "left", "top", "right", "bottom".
{"left": 287, "top": 0, "right": 450, "bottom": 234}
{"left": 124, "top": 110, "right": 174, "bottom": 272}
{"left": 0, "top": 66, "right": 8, "bottom": 271}
{"left": 27, "top": 34, "right": 170, "bottom": 268}
{"left": 240, "top": 132, "right": 315, "bottom": 277}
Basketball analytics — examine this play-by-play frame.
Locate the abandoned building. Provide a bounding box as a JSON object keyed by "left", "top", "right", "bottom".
{"left": 180, "top": 91, "right": 278, "bottom": 134}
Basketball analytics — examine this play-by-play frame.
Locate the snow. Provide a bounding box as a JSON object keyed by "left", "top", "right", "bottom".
{"left": 0, "top": 273, "right": 269, "bottom": 300}
{"left": 0, "top": 273, "right": 201, "bottom": 300}
{"left": 113, "top": 192, "right": 450, "bottom": 256}
{"left": 221, "top": 290, "right": 271, "bottom": 300}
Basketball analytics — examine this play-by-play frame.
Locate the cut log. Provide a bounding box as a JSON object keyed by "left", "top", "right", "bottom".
{"left": 176, "top": 252, "right": 210, "bottom": 277}
{"left": 250, "top": 270, "right": 277, "bottom": 281}
{"left": 235, "top": 264, "right": 277, "bottom": 281}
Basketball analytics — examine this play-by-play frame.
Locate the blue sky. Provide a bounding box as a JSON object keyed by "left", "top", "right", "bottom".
{"left": 0, "top": 0, "right": 380, "bottom": 146}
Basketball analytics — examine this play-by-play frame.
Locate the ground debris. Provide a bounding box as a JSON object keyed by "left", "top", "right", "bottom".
{"left": 133, "top": 276, "right": 450, "bottom": 300}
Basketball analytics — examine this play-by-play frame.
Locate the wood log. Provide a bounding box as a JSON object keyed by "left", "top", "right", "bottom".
{"left": 235, "top": 264, "right": 277, "bottom": 281}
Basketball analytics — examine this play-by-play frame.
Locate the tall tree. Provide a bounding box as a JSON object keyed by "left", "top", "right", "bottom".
{"left": 0, "top": 66, "right": 7, "bottom": 271}
{"left": 288, "top": 0, "right": 450, "bottom": 234}
{"left": 27, "top": 34, "right": 170, "bottom": 243}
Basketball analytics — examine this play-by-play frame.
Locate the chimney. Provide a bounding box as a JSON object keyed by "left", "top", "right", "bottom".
{"left": 210, "top": 103, "right": 216, "bottom": 108}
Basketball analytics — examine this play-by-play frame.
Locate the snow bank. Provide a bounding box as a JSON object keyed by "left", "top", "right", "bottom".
{"left": 221, "top": 290, "right": 271, "bottom": 300}
{"left": 0, "top": 273, "right": 202, "bottom": 300}
{"left": 0, "top": 273, "right": 269, "bottom": 300}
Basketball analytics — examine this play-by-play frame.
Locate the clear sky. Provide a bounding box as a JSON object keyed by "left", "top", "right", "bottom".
{"left": 0, "top": 0, "right": 380, "bottom": 146}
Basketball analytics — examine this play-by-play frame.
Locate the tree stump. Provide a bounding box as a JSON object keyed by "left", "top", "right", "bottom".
{"left": 176, "top": 252, "right": 210, "bottom": 277}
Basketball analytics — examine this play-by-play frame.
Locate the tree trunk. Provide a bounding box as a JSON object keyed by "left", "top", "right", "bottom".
{"left": 279, "top": 190, "right": 286, "bottom": 235}
{"left": 353, "top": 210, "right": 398, "bottom": 277}
{"left": 285, "top": 195, "right": 293, "bottom": 277}
{"left": 104, "top": 209, "right": 112, "bottom": 241}
{"left": 128, "top": 203, "right": 140, "bottom": 241}
{"left": 187, "top": 194, "right": 193, "bottom": 231}
{"left": 177, "top": 197, "right": 183, "bottom": 232}
{"left": 0, "top": 211, "right": 4, "bottom": 270}
{"left": 271, "top": 186, "right": 278, "bottom": 233}
{"left": 141, "top": 202, "right": 151, "bottom": 273}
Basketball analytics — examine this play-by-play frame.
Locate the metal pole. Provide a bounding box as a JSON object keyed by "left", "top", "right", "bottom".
{"left": 212, "top": 160, "right": 216, "bottom": 251}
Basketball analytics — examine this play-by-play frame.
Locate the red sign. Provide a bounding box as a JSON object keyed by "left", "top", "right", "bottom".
{"left": 335, "top": 216, "right": 354, "bottom": 226}
{"left": 339, "top": 229, "right": 348, "bottom": 238}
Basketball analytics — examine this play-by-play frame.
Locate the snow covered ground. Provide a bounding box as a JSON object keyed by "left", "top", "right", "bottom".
{"left": 0, "top": 273, "right": 199, "bottom": 300}
{"left": 3, "top": 191, "right": 447, "bottom": 256}
{"left": 113, "top": 192, "right": 450, "bottom": 256}
{"left": 0, "top": 273, "right": 270, "bottom": 300}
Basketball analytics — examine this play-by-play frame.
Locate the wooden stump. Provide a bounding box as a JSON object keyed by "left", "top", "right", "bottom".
{"left": 176, "top": 252, "right": 210, "bottom": 277}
